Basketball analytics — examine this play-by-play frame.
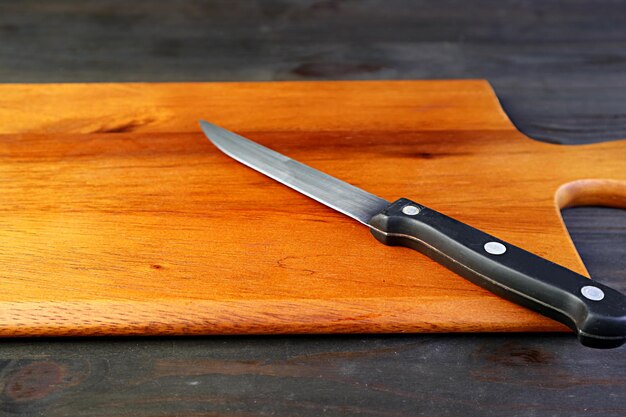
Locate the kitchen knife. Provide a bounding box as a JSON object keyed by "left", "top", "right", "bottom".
{"left": 200, "top": 121, "right": 626, "bottom": 349}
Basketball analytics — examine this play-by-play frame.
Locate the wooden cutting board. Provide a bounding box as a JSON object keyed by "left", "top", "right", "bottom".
{"left": 0, "top": 80, "right": 624, "bottom": 337}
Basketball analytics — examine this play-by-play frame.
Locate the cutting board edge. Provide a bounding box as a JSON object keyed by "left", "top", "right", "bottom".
{"left": 0, "top": 297, "right": 569, "bottom": 337}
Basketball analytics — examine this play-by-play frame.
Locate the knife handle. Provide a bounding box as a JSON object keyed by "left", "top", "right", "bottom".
{"left": 369, "top": 198, "right": 626, "bottom": 349}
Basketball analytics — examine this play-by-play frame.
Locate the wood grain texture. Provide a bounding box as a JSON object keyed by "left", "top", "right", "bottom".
{"left": 0, "top": 80, "right": 515, "bottom": 135}
{"left": 0, "top": 2, "right": 626, "bottom": 416}
{"left": 3, "top": 0, "right": 626, "bottom": 144}
{"left": 1, "top": 334, "right": 625, "bottom": 417}
{"left": 0, "top": 80, "right": 624, "bottom": 337}
{"left": 562, "top": 207, "right": 626, "bottom": 292}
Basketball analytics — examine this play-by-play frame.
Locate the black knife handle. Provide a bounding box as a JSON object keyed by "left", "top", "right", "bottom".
{"left": 369, "top": 198, "right": 626, "bottom": 349}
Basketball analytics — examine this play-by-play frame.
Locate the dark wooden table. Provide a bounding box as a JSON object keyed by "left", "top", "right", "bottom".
{"left": 0, "top": 1, "right": 624, "bottom": 416}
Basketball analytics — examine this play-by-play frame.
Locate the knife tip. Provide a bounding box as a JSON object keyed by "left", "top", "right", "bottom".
{"left": 198, "top": 119, "right": 212, "bottom": 130}
{"left": 199, "top": 120, "right": 235, "bottom": 153}
{"left": 199, "top": 120, "right": 221, "bottom": 141}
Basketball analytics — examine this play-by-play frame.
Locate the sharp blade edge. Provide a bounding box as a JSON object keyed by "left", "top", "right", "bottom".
{"left": 200, "top": 121, "right": 390, "bottom": 225}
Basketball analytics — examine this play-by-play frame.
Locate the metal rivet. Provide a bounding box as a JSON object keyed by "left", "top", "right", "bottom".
{"left": 402, "top": 205, "right": 420, "bottom": 215}
{"left": 484, "top": 241, "right": 506, "bottom": 255}
{"left": 581, "top": 285, "right": 605, "bottom": 301}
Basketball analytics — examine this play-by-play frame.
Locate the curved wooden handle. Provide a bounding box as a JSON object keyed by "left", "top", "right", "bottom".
{"left": 557, "top": 179, "right": 626, "bottom": 209}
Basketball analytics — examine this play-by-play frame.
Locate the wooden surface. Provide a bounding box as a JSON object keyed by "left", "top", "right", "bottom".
{"left": 0, "top": 1, "right": 625, "bottom": 416}
{"left": 3, "top": 0, "right": 626, "bottom": 145}
{"left": 1, "top": 80, "right": 624, "bottom": 337}
{"left": 1, "top": 334, "right": 625, "bottom": 417}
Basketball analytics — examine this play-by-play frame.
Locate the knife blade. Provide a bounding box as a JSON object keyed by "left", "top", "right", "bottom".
{"left": 200, "top": 120, "right": 626, "bottom": 349}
